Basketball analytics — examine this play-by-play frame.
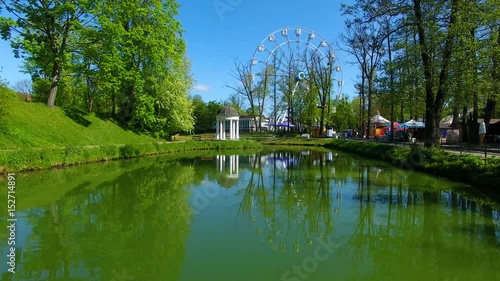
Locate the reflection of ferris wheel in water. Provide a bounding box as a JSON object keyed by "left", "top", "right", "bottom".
{"left": 250, "top": 27, "right": 344, "bottom": 123}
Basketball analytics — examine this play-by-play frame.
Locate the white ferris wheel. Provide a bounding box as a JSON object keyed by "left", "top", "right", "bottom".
{"left": 250, "top": 26, "right": 344, "bottom": 124}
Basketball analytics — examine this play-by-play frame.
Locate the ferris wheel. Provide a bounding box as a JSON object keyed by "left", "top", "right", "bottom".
{"left": 250, "top": 27, "right": 344, "bottom": 123}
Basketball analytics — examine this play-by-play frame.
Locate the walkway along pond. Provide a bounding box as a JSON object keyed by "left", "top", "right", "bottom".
{"left": 0, "top": 148, "right": 499, "bottom": 280}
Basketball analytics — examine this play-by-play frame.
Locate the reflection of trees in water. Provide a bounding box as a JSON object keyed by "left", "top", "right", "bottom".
{"left": 232, "top": 149, "right": 500, "bottom": 279}
{"left": 237, "top": 150, "right": 338, "bottom": 252}
{"left": 234, "top": 150, "right": 500, "bottom": 277}
{"left": 349, "top": 161, "right": 500, "bottom": 280}
{"left": 18, "top": 159, "right": 194, "bottom": 281}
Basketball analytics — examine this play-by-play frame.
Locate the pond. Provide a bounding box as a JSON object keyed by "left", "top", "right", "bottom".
{"left": 1, "top": 148, "right": 499, "bottom": 281}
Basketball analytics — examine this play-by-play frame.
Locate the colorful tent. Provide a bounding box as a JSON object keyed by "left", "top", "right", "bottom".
{"left": 401, "top": 119, "right": 425, "bottom": 128}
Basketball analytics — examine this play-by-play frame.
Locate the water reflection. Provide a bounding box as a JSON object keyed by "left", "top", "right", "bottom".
{"left": 233, "top": 150, "right": 341, "bottom": 253}
{"left": 0, "top": 159, "right": 194, "bottom": 281}
{"left": 1, "top": 150, "right": 499, "bottom": 281}
{"left": 206, "top": 149, "right": 500, "bottom": 279}
{"left": 215, "top": 155, "right": 239, "bottom": 188}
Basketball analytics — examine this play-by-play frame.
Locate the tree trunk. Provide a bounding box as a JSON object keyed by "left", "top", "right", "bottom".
{"left": 361, "top": 70, "right": 366, "bottom": 137}
{"left": 87, "top": 96, "right": 93, "bottom": 112}
{"left": 387, "top": 21, "right": 394, "bottom": 141}
{"left": 485, "top": 25, "right": 500, "bottom": 130}
{"left": 320, "top": 103, "right": 325, "bottom": 137}
{"left": 414, "top": 0, "right": 458, "bottom": 147}
{"left": 47, "top": 62, "right": 61, "bottom": 107}
{"left": 367, "top": 76, "right": 373, "bottom": 139}
{"left": 451, "top": 106, "right": 459, "bottom": 129}
{"left": 120, "top": 85, "right": 136, "bottom": 122}
{"left": 400, "top": 100, "right": 404, "bottom": 123}
{"left": 359, "top": 89, "right": 363, "bottom": 133}
{"left": 461, "top": 106, "right": 468, "bottom": 142}
{"left": 472, "top": 90, "right": 479, "bottom": 144}
{"left": 86, "top": 84, "right": 94, "bottom": 112}
{"left": 484, "top": 97, "right": 496, "bottom": 127}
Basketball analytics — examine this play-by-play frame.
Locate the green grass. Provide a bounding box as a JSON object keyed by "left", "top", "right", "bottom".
{"left": 0, "top": 87, "right": 158, "bottom": 150}
{"left": 0, "top": 87, "right": 263, "bottom": 172}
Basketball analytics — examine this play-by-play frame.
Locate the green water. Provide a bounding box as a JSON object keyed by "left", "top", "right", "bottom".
{"left": 1, "top": 148, "right": 499, "bottom": 281}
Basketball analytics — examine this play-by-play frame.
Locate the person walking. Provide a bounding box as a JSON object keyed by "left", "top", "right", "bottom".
{"left": 479, "top": 120, "right": 486, "bottom": 144}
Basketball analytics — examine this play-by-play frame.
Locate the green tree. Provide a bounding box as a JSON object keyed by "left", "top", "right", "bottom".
{"left": 0, "top": 68, "right": 8, "bottom": 87}
{"left": 341, "top": 0, "right": 467, "bottom": 146}
{"left": 340, "top": 16, "right": 385, "bottom": 139}
{"left": 131, "top": 58, "right": 194, "bottom": 137}
{"left": 331, "top": 97, "right": 357, "bottom": 132}
{"left": 0, "top": 0, "right": 94, "bottom": 107}
{"left": 191, "top": 97, "right": 222, "bottom": 133}
{"left": 306, "top": 52, "right": 337, "bottom": 136}
{"left": 225, "top": 93, "right": 247, "bottom": 114}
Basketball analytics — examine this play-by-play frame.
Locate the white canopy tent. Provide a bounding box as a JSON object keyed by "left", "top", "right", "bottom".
{"left": 370, "top": 112, "right": 390, "bottom": 125}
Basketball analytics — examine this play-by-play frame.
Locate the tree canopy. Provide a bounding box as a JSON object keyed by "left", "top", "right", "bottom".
{"left": 341, "top": 0, "right": 500, "bottom": 146}
{"left": 0, "top": 0, "right": 193, "bottom": 138}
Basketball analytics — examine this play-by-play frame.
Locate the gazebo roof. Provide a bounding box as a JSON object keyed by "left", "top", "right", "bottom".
{"left": 217, "top": 106, "right": 239, "bottom": 117}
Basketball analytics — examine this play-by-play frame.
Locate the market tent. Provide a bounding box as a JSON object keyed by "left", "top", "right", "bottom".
{"left": 371, "top": 112, "right": 391, "bottom": 124}
{"left": 401, "top": 119, "right": 425, "bottom": 128}
{"left": 264, "top": 121, "right": 278, "bottom": 127}
{"left": 385, "top": 122, "right": 400, "bottom": 129}
{"left": 277, "top": 121, "right": 295, "bottom": 127}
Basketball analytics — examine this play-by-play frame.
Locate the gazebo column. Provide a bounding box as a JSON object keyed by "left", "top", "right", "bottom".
{"left": 219, "top": 120, "right": 225, "bottom": 140}
{"left": 234, "top": 155, "right": 239, "bottom": 174}
{"left": 231, "top": 120, "right": 235, "bottom": 140}
{"left": 236, "top": 119, "right": 240, "bottom": 139}
{"left": 217, "top": 120, "right": 220, "bottom": 140}
{"left": 222, "top": 120, "right": 226, "bottom": 140}
{"left": 234, "top": 120, "right": 238, "bottom": 140}
{"left": 216, "top": 119, "right": 220, "bottom": 140}
{"left": 229, "top": 155, "right": 234, "bottom": 176}
{"left": 229, "top": 120, "right": 234, "bottom": 140}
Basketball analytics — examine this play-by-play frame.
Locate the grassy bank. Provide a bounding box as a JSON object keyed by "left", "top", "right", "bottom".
{"left": 0, "top": 87, "right": 262, "bottom": 172}
{"left": 262, "top": 137, "right": 500, "bottom": 190}
{"left": 0, "top": 87, "right": 160, "bottom": 149}
{"left": 0, "top": 140, "right": 263, "bottom": 173}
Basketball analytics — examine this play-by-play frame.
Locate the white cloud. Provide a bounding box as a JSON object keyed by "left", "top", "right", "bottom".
{"left": 193, "top": 84, "right": 211, "bottom": 92}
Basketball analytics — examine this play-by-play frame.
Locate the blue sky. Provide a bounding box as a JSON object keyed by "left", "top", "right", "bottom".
{"left": 0, "top": 0, "right": 359, "bottom": 102}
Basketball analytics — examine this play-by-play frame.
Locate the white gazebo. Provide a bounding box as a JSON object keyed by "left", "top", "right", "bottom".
{"left": 216, "top": 106, "right": 240, "bottom": 140}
